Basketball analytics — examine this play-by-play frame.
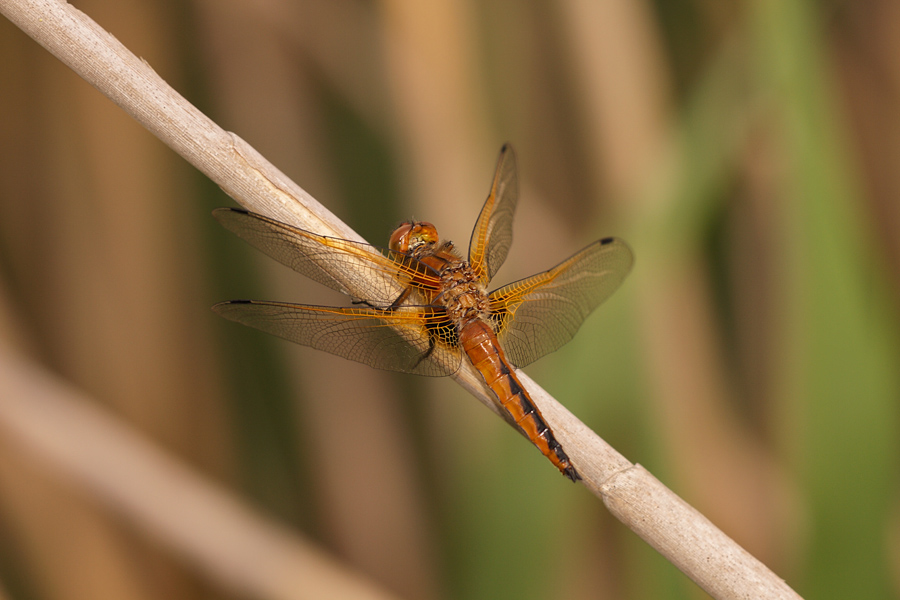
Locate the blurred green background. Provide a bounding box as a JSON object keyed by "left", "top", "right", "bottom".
{"left": 0, "top": 1, "right": 898, "bottom": 599}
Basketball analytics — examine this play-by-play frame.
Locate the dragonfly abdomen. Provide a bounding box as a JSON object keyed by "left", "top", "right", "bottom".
{"left": 459, "top": 320, "right": 580, "bottom": 481}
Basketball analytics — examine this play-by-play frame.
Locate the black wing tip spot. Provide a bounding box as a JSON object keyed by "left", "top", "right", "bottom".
{"left": 211, "top": 299, "right": 253, "bottom": 312}
{"left": 500, "top": 142, "right": 511, "bottom": 153}
{"left": 600, "top": 237, "right": 615, "bottom": 245}
{"left": 213, "top": 207, "right": 250, "bottom": 215}
{"left": 212, "top": 207, "right": 251, "bottom": 221}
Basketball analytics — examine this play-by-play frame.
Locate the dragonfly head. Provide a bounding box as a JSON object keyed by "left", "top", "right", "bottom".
{"left": 389, "top": 221, "right": 439, "bottom": 254}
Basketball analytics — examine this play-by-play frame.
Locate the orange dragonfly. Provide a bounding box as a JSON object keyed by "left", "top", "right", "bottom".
{"left": 213, "top": 144, "right": 632, "bottom": 481}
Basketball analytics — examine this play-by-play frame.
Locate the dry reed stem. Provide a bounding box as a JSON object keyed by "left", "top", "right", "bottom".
{"left": 0, "top": 0, "right": 802, "bottom": 598}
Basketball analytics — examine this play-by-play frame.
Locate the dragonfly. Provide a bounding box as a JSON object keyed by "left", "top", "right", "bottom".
{"left": 213, "top": 144, "right": 633, "bottom": 481}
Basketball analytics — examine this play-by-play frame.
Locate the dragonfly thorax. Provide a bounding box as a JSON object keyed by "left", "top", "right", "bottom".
{"left": 395, "top": 230, "right": 490, "bottom": 328}
{"left": 435, "top": 261, "right": 491, "bottom": 328}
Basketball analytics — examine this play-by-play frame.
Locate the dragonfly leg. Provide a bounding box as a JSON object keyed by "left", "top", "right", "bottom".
{"left": 412, "top": 334, "right": 438, "bottom": 369}
{"left": 351, "top": 284, "right": 413, "bottom": 310}
{"left": 388, "top": 286, "right": 414, "bottom": 310}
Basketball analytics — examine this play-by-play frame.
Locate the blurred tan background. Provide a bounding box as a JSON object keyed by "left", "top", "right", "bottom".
{"left": 0, "top": 1, "right": 898, "bottom": 599}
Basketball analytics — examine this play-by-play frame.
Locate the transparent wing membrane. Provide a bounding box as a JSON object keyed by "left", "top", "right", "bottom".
{"left": 213, "top": 208, "right": 437, "bottom": 308}
{"left": 468, "top": 145, "right": 518, "bottom": 284}
{"left": 213, "top": 300, "right": 461, "bottom": 377}
{"left": 489, "top": 237, "right": 633, "bottom": 368}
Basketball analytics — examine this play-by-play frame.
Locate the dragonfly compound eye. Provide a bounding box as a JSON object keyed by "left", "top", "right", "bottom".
{"left": 389, "top": 222, "right": 415, "bottom": 253}
{"left": 408, "top": 222, "right": 438, "bottom": 250}
{"left": 390, "top": 221, "right": 438, "bottom": 253}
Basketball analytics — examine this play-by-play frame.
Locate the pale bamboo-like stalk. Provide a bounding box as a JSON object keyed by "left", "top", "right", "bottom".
{"left": 0, "top": 0, "right": 802, "bottom": 598}
{"left": 0, "top": 343, "right": 398, "bottom": 600}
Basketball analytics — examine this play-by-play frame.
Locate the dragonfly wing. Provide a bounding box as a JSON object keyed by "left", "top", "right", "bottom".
{"left": 214, "top": 208, "right": 434, "bottom": 307}
{"left": 468, "top": 144, "right": 518, "bottom": 284}
{"left": 489, "top": 237, "right": 633, "bottom": 367}
{"left": 213, "top": 300, "right": 461, "bottom": 377}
